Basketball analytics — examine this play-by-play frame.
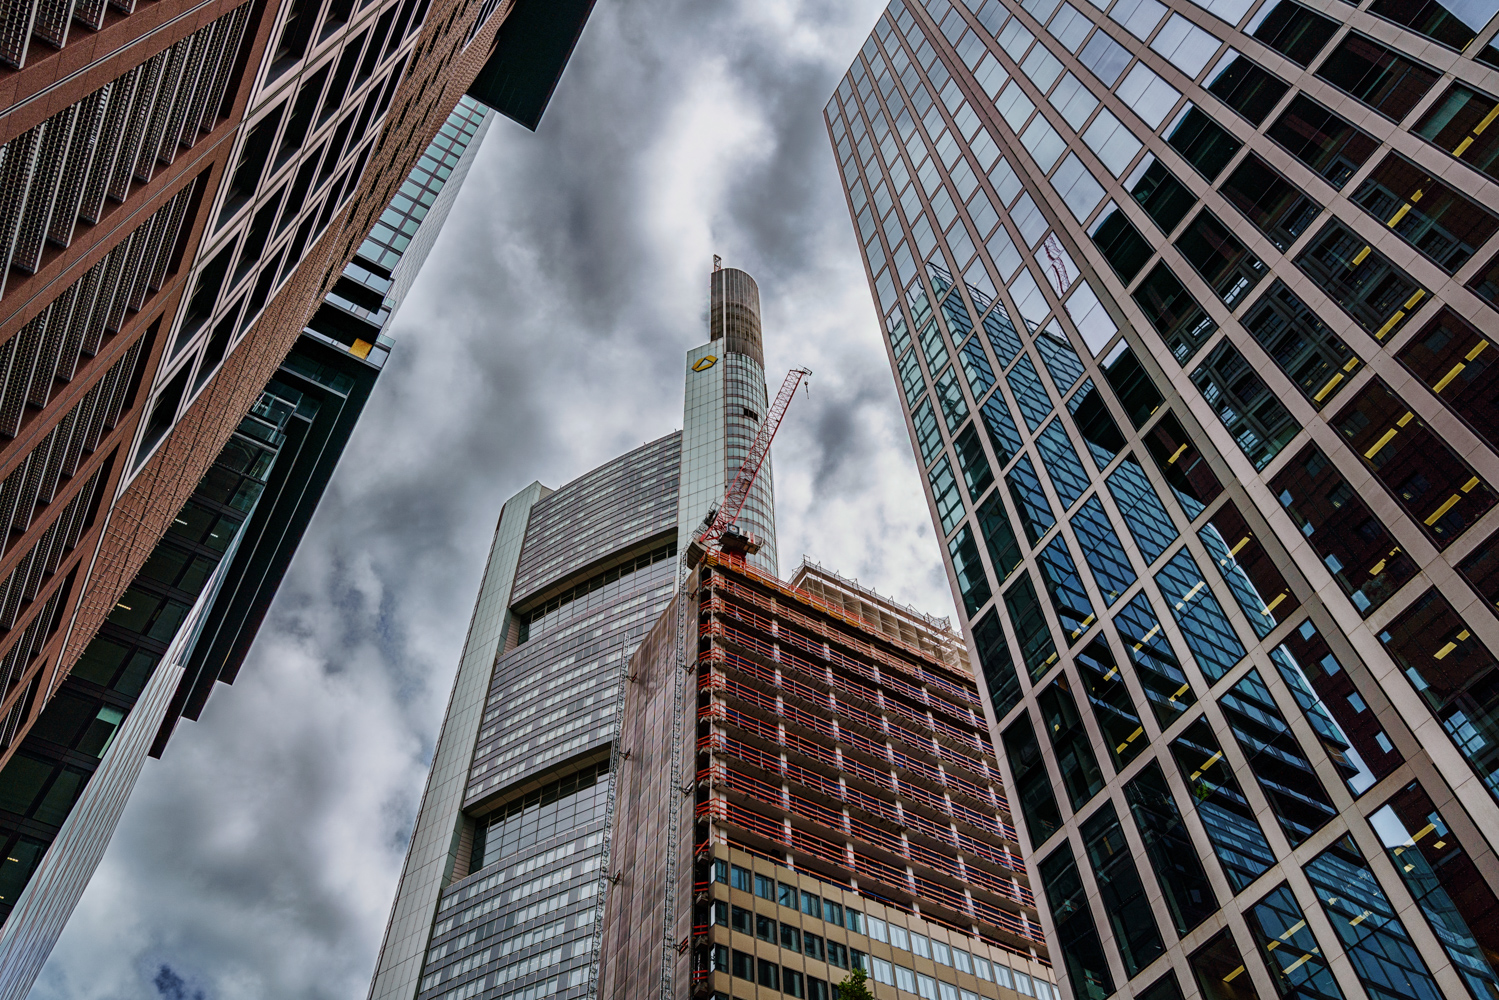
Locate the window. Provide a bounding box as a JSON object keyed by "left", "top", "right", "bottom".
{"left": 982, "top": 301, "right": 1023, "bottom": 366}
{"left": 1079, "top": 28, "right": 1133, "bottom": 87}
{"left": 1008, "top": 455, "right": 1057, "bottom": 544}
{"left": 1245, "top": 884, "right": 1341, "bottom": 999}
{"left": 1139, "top": 973, "right": 1187, "bottom": 1000}
{"left": 828, "top": 941, "right": 849, "bottom": 968}
{"left": 959, "top": 339, "right": 997, "bottom": 400}
{"left": 1219, "top": 155, "right": 1321, "bottom": 252}
{"left": 1072, "top": 497, "right": 1136, "bottom": 605}
{"left": 1075, "top": 638, "right": 1147, "bottom": 773}
{"left": 930, "top": 457, "right": 966, "bottom": 535}
{"left": 1189, "top": 931, "right": 1259, "bottom": 1000}
{"left": 1175, "top": 210, "right": 1266, "bottom": 307}
{"left": 914, "top": 398, "right": 944, "bottom": 466}
{"left": 1039, "top": 843, "right": 1117, "bottom": 999}
{"left": 911, "top": 931, "right": 931, "bottom": 958}
{"left": 804, "top": 932, "right": 825, "bottom": 959}
{"left": 1333, "top": 378, "right": 1496, "bottom": 548}
{"left": 1247, "top": 0, "right": 1337, "bottom": 66}
{"left": 1008, "top": 569, "right": 1060, "bottom": 679}
{"left": 1107, "top": 454, "right": 1178, "bottom": 563}
{"left": 1036, "top": 420, "right": 1090, "bottom": 510}
{"left": 1035, "top": 325, "right": 1087, "bottom": 396}
{"left": 1304, "top": 836, "right": 1443, "bottom": 1000}
{"left": 1204, "top": 51, "right": 1288, "bottom": 126}
{"left": 1353, "top": 153, "right": 1499, "bottom": 274}
{"left": 1127, "top": 155, "right": 1196, "bottom": 235}
{"left": 758, "top": 958, "right": 779, "bottom": 989}
{"left": 1199, "top": 501, "right": 1298, "bottom": 638}
{"left": 757, "top": 913, "right": 776, "bottom": 941}
{"left": 801, "top": 889, "right": 820, "bottom": 916}
{"left": 1191, "top": 339, "right": 1301, "bottom": 470}
{"left": 1039, "top": 674, "right": 1106, "bottom": 809}
{"left": 1163, "top": 104, "right": 1242, "bottom": 182}
{"left": 1083, "top": 110, "right": 1143, "bottom": 177}
{"left": 974, "top": 608, "right": 1024, "bottom": 719}
{"left": 1369, "top": 0, "right": 1497, "bottom": 50}
{"left": 1169, "top": 718, "right": 1277, "bottom": 890}
{"left": 1101, "top": 341, "right": 1165, "bottom": 429}
{"left": 1089, "top": 202, "right": 1154, "bottom": 282}
{"left": 1133, "top": 263, "right": 1217, "bottom": 364}
{"left": 1117, "top": 63, "right": 1183, "bottom": 131}
{"left": 896, "top": 965, "right": 918, "bottom": 991}
{"left": 1157, "top": 548, "right": 1246, "bottom": 681}
{"left": 781, "top": 923, "right": 802, "bottom": 951}
{"left": 1461, "top": 527, "right": 1499, "bottom": 615}
{"left": 1316, "top": 33, "right": 1438, "bottom": 120}
{"left": 978, "top": 490, "right": 1023, "bottom": 584}
{"left": 1143, "top": 411, "right": 1220, "bottom": 520}
{"left": 1381, "top": 588, "right": 1499, "bottom": 802}
{"left": 1069, "top": 379, "right": 1126, "bottom": 471}
{"left": 1268, "top": 95, "right": 1378, "bottom": 189}
{"left": 1125, "top": 761, "right": 1219, "bottom": 934}
{"left": 949, "top": 526, "right": 992, "bottom": 618}
{"left": 1081, "top": 802, "right": 1165, "bottom": 976}
{"left": 784, "top": 968, "right": 806, "bottom": 998}
{"left": 733, "top": 949, "right": 753, "bottom": 978}
{"left": 823, "top": 899, "right": 843, "bottom": 926}
{"left": 1219, "top": 670, "right": 1338, "bottom": 845}
{"left": 778, "top": 881, "right": 798, "bottom": 908}
{"left": 731, "top": 865, "right": 751, "bottom": 891}
{"left": 935, "top": 366, "right": 970, "bottom": 430}
{"left": 1008, "top": 356, "right": 1055, "bottom": 432}
{"left": 1004, "top": 711, "right": 1064, "bottom": 844}
{"left": 872, "top": 957, "right": 895, "bottom": 985}
{"left": 1039, "top": 535, "right": 1097, "bottom": 643}
{"left": 714, "top": 859, "right": 728, "bottom": 883}
{"left": 1369, "top": 782, "right": 1499, "bottom": 997}
{"left": 1151, "top": 13, "right": 1223, "bottom": 78}
{"left": 732, "top": 905, "right": 752, "bottom": 933}
{"left": 1114, "top": 591, "right": 1198, "bottom": 727}
{"left": 1396, "top": 309, "right": 1499, "bottom": 455}
{"left": 954, "top": 423, "right": 994, "bottom": 500}
{"left": 754, "top": 873, "right": 774, "bottom": 899}
{"left": 1240, "top": 280, "right": 1358, "bottom": 409}
{"left": 1417, "top": 85, "right": 1499, "bottom": 186}
{"left": 1271, "top": 444, "right": 1415, "bottom": 616}
{"left": 890, "top": 924, "right": 910, "bottom": 950}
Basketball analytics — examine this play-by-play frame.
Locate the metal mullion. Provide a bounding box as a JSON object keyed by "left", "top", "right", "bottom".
{"left": 156, "top": 30, "right": 207, "bottom": 166}
{"left": 148, "top": 182, "right": 194, "bottom": 291}
{"left": 44, "top": 282, "right": 82, "bottom": 385}
{"left": 0, "top": 455, "right": 28, "bottom": 548}
{"left": 81, "top": 237, "right": 128, "bottom": 352}
{"left": 48, "top": 85, "right": 108, "bottom": 248}
{"left": 104, "top": 230, "right": 144, "bottom": 331}
{"left": 11, "top": 104, "right": 78, "bottom": 273}
{"left": 0, "top": 122, "right": 46, "bottom": 299}
{"left": 0, "top": 554, "right": 28, "bottom": 630}
{"left": 133, "top": 38, "right": 190, "bottom": 183}
{"left": 125, "top": 210, "right": 164, "bottom": 310}
{"left": 100, "top": 340, "right": 139, "bottom": 428}
{"left": 31, "top": 0, "right": 76, "bottom": 48}
{"left": 11, "top": 425, "right": 57, "bottom": 533}
{"left": 80, "top": 73, "right": 132, "bottom": 222}
{"left": 83, "top": 354, "right": 125, "bottom": 451}
{"left": 179, "top": 18, "right": 229, "bottom": 150}
{"left": 108, "top": 51, "right": 166, "bottom": 201}
{"left": 0, "top": 0, "right": 39, "bottom": 68}
{"left": 0, "top": 314, "right": 44, "bottom": 437}
{"left": 200, "top": 3, "right": 251, "bottom": 134}
{"left": 35, "top": 410, "right": 75, "bottom": 506}
{"left": 59, "top": 383, "right": 100, "bottom": 476}
{"left": 24, "top": 300, "right": 61, "bottom": 407}
{"left": 71, "top": 0, "right": 104, "bottom": 30}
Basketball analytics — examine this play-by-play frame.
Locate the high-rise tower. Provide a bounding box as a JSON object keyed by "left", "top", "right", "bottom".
{"left": 833, "top": 1, "right": 1499, "bottom": 998}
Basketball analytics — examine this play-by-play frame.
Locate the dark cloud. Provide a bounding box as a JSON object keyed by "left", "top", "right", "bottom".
{"left": 32, "top": 0, "right": 956, "bottom": 996}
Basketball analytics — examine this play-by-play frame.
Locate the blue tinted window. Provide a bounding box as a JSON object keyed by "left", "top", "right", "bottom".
{"left": 941, "top": 290, "right": 975, "bottom": 342}
{"left": 974, "top": 609, "right": 1023, "bottom": 718}
{"left": 980, "top": 392, "right": 1023, "bottom": 465}
{"left": 1245, "top": 885, "right": 1345, "bottom": 1000}
{"left": 949, "top": 525, "right": 992, "bottom": 618}
{"left": 935, "top": 366, "right": 969, "bottom": 430}
{"left": 1199, "top": 519, "right": 1277, "bottom": 638}
{"left": 1269, "top": 642, "right": 1377, "bottom": 796}
{"left": 1169, "top": 718, "right": 1278, "bottom": 892}
{"left": 1072, "top": 497, "right": 1137, "bottom": 606}
{"left": 913, "top": 397, "right": 943, "bottom": 466}
{"left": 1107, "top": 455, "right": 1179, "bottom": 563}
{"left": 1036, "top": 420, "right": 1091, "bottom": 510}
{"left": 1008, "top": 355, "right": 1054, "bottom": 431}
{"left": 1069, "top": 379, "right": 1127, "bottom": 470}
{"left": 1039, "top": 535, "right": 1097, "bottom": 644}
{"left": 887, "top": 311, "right": 912, "bottom": 357}
{"left": 983, "top": 301, "right": 1024, "bottom": 367}
{"left": 978, "top": 490, "right": 1023, "bottom": 583}
{"left": 898, "top": 349, "right": 924, "bottom": 406}
{"left": 1114, "top": 592, "right": 1198, "bottom": 728}
{"left": 1036, "top": 324, "right": 1087, "bottom": 394}
{"left": 1156, "top": 549, "right": 1245, "bottom": 682}
{"left": 960, "top": 338, "right": 997, "bottom": 398}
{"left": 921, "top": 319, "right": 950, "bottom": 372}
{"left": 1007, "top": 571, "right": 1060, "bottom": 681}
{"left": 1304, "top": 836, "right": 1444, "bottom": 1000}
{"left": 1076, "top": 637, "right": 1148, "bottom": 771}
{"left": 1007, "top": 455, "right": 1056, "bottom": 544}
{"left": 1039, "top": 675, "right": 1107, "bottom": 810}
{"left": 930, "top": 457, "right": 965, "bottom": 535}
{"left": 1125, "top": 762, "right": 1219, "bottom": 937}
{"left": 953, "top": 422, "right": 994, "bottom": 499}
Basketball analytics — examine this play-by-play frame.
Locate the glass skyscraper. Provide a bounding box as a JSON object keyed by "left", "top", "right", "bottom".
{"left": 832, "top": 1, "right": 1499, "bottom": 998}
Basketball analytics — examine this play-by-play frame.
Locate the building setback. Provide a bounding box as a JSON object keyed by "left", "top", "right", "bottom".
{"left": 831, "top": 0, "right": 1499, "bottom": 998}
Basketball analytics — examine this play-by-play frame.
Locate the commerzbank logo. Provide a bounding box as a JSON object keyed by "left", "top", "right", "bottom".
{"left": 692, "top": 355, "right": 718, "bottom": 372}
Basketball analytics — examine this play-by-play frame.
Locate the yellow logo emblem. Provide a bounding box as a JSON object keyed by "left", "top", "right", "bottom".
{"left": 692, "top": 355, "right": 718, "bottom": 372}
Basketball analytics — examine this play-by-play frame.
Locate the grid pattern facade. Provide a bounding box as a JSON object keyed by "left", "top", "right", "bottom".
{"left": 679, "top": 342, "right": 728, "bottom": 559}
{"left": 691, "top": 553, "right": 1054, "bottom": 995}
{"left": 832, "top": 0, "right": 1499, "bottom": 998}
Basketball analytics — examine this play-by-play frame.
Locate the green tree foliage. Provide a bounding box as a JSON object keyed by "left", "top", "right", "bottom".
{"left": 836, "top": 966, "right": 876, "bottom": 1000}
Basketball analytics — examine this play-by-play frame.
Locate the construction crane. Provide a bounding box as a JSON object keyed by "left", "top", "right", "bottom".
{"left": 661, "top": 364, "right": 810, "bottom": 1000}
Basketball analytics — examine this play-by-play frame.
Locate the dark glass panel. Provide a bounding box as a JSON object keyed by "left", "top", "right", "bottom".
{"left": 1089, "top": 201, "right": 1155, "bottom": 282}
{"left": 979, "top": 392, "right": 1024, "bottom": 466}
{"left": 1133, "top": 262, "right": 1218, "bottom": 365}
{"left": 1267, "top": 95, "right": 1379, "bottom": 188}
{"left": 1295, "top": 220, "right": 1427, "bottom": 341}
{"left": 953, "top": 422, "right": 995, "bottom": 500}
{"left": 1075, "top": 637, "right": 1148, "bottom": 771}
{"left": 1156, "top": 548, "right": 1246, "bottom": 682}
{"left": 1003, "top": 712, "right": 1063, "bottom": 844}
{"left": 1072, "top": 497, "right": 1137, "bottom": 606}
{"left": 1144, "top": 411, "right": 1223, "bottom": 520}
{"left": 1199, "top": 501, "right": 1299, "bottom": 638}
{"left": 1038, "top": 674, "right": 1106, "bottom": 810}
{"left": 1369, "top": 0, "right": 1496, "bottom": 50}
{"left": 948, "top": 525, "right": 993, "bottom": 618}
{"left": 1175, "top": 210, "right": 1268, "bottom": 308}
{"left": 1459, "top": 526, "right": 1499, "bottom": 617}
{"left": 1164, "top": 105, "right": 1243, "bottom": 182}
{"left": 1315, "top": 33, "right": 1439, "bottom": 120}
{"left": 1107, "top": 454, "right": 1179, "bottom": 565}
{"left": 959, "top": 338, "right": 998, "bottom": 399}
{"left": 1353, "top": 152, "right": 1499, "bottom": 274}
{"left": 1191, "top": 930, "right": 1263, "bottom": 1000}
{"left": 1008, "top": 356, "right": 1054, "bottom": 432}
{"left": 1114, "top": 591, "right": 1198, "bottom": 728}
{"left": 1271, "top": 445, "right": 1415, "bottom": 616}
{"left": 974, "top": 609, "right": 1023, "bottom": 718}
{"left": 1205, "top": 52, "right": 1290, "bottom": 126}
{"left": 1081, "top": 802, "right": 1166, "bottom": 976}
{"left": 1169, "top": 718, "right": 1278, "bottom": 892}
{"left": 1038, "top": 534, "right": 1097, "bottom": 643}
{"left": 1140, "top": 972, "right": 1188, "bottom": 1000}
{"left": 1241, "top": 280, "right": 1359, "bottom": 409}
{"left": 1040, "top": 842, "right": 1117, "bottom": 1000}
{"left": 1127, "top": 155, "right": 1197, "bottom": 235}
{"left": 1007, "top": 570, "right": 1059, "bottom": 681}
{"left": 1068, "top": 378, "right": 1127, "bottom": 471}
{"left": 1190, "top": 340, "right": 1301, "bottom": 471}
{"left": 1333, "top": 377, "right": 1496, "bottom": 549}
{"left": 1125, "top": 761, "right": 1219, "bottom": 935}
{"left": 983, "top": 301, "right": 1024, "bottom": 367}
{"left": 1219, "top": 155, "right": 1322, "bottom": 252}
{"left": 978, "top": 489, "right": 1023, "bottom": 584}
{"left": 1245, "top": 884, "right": 1345, "bottom": 1000}
{"left": 1101, "top": 340, "right": 1164, "bottom": 429}
{"left": 1416, "top": 84, "right": 1499, "bottom": 185}
{"left": 1008, "top": 455, "right": 1056, "bottom": 545}
{"left": 1248, "top": 0, "right": 1339, "bottom": 66}
{"left": 1395, "top": 308, "right": 1499, "bottom": 455}
{"left": 1380, "top": 588, "right": 1499, "bottom": 803}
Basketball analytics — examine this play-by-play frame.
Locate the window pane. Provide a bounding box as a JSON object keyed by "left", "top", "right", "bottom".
{"left": 914, "top": 397, "right": 944, "bottom": 466}
{"left": 1199, "top": 501, "right": 1299, "bottom": 638}
{"left": 1081, "top": 801, "right": 1166, "bottom": 976}
{"left": 1315, "top": 33, "right": 1439, "bottom": 121}
{"left": 1459, "top": 526, "right": 1499, "bottom": 615}
{"left": 1102, "top": 341, "right": 1165, "bottom": 429}
{"left": 1248, "top": 0, "right": 1338, "bottom": 66}
{"left": 960, "top": 338, "right": 998, "bottom": 399}
{"left": 949, "top": 525, "right": 993, "bottom": 618}
{"left": 1036, "top": 420, "right": 1091, "bottom": 510}
{"left": 1125, "top": 760, "right": 1219, "bottom": 935}
{"left": 1368, "top": 0, "right": 1497, "bottom": 50}
{"left": 1381, "top": 587, "right": 1499, "bottom": 803}
{"left": 936, "top": 365, "right": 970, "bottom": 430}
{"left": 1039, "top": 534, "right": 1098, "bottom": 642}
{"left": 1267, "top": 94, "right": 1378, "bottom": 188}
{"left": 1190, "top": 930, "right": 1263, "bottom": 1000}
{"left": 1068, "top": 379, "right": 1127, "bottom": 471}
{"left": 982, "top": 300, "right": 1024, "bottom": 366}
{"left": 1241, "top": 280, "right": 1360, "bottom": 409}
{"left": 900, "top": 349, "right": 926, "bottom": 407}
{"left": 1004, "top": 712, "right": 1064, "bottom": 844}
{"left": 974, "top": 608, "right": 1023, "bottom": 718}
{"left": 1157, "top": 549, "right": 1246, "bottom": 681}
{"left": 1040, "top": 673, "right": 1107, "bottom": 811}
{"left": 1369, "top": 781, "right": 1499, "bottom": 998}
{"left": 1134, "top": 262, "right": 1218, "bottom": 364}
{"left": 1220, "top": 155, "right": 1322, "bottom": 253}
{"left": 1395, "top": 308, "right": 1499, "bottom": 456}
{"left": 1163, "top": 104, "right": 1243, "bottom": 181}
{"left": 1040, "top": 842, "right": 1118, "bottom": 999}
{"left": 1089, "top": 201, "right": 1155, "bottom": 282}
{"left": 1007, "top": 570, "right": 1060, "bottom": 680}
{"left": 1191, "top": 339, "right": 1301, "bottom": 471}
{"left": 1009, "top": 454, "right": 1057, "bottom": 544}
{"left": 1219, "top": 669, "right": 1338, "bottom": 845}
{"left": 1170, "top": 718, "right": 1278, "bottom": 891}
{"left": 941, "top": 289, "right": 976, "bottom": 343}
{"left": 1304, "top": 835, "right": 1444, "bottom": 1000}
{"left": 1175, "top": 209, "right": 1268, "bottom": 308}
{"left": 1245, "top": 885, "right": 1344, "bottom": 1000}
{"left": 1353, "top": 152, "right": 1499, "bottom": 274}
{"left": 1036, "top": 324, "right": 1087, "bottom": 396}
{"left": 954, "top": 422, "right": 995, "bottom": 499}
{"left": 1076, "top": 637, "right": 1149, "bottom": 771}
{"left": 1140, "top": 972, "right": 1188, "bottom": 1000}
{"left": 1072, "top": 497, "right": 1137, "bottom": 605}
{"left": 1008, "top": 355, "right": 1054, "bottom": 432}
{"left": 1417, "top": 84, "right": 1499, "bottom": 186}
{"left": 1204, "top": 50, "right": 1290, "bottom": 126}
{"left": 1332, "top": 377, "right": 1496, "bottom": 549}
{"left": 1127, "top": 154, "right": 1196, "bottom": 234}
{"left": 1114, "top": 591, "right": 1198, "bottom": 727}
{"left": 1144, "top": 411, "right": 1222, "bottom": 519}
{"left": 1108, "top": 454, "right": 1179, "bottom": 563}
{"left": 980, "top": 392, "right": 1024, "bottom": 466}
{"left": 930, "top": 456, "right": 966, "bottom": 535}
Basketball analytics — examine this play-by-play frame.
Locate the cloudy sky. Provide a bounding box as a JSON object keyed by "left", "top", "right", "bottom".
{"left": 33, "top": 0, "right": 959, "bottom": 996}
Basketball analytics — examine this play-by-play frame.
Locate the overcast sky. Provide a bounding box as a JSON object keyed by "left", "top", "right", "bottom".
{"left": 32, "top": 0, "right": 957, "bottom": 996}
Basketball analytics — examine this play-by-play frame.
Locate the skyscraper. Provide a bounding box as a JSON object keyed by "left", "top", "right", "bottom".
{"left": 832, "top": 1, "right": 1499, "bottom": 998}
